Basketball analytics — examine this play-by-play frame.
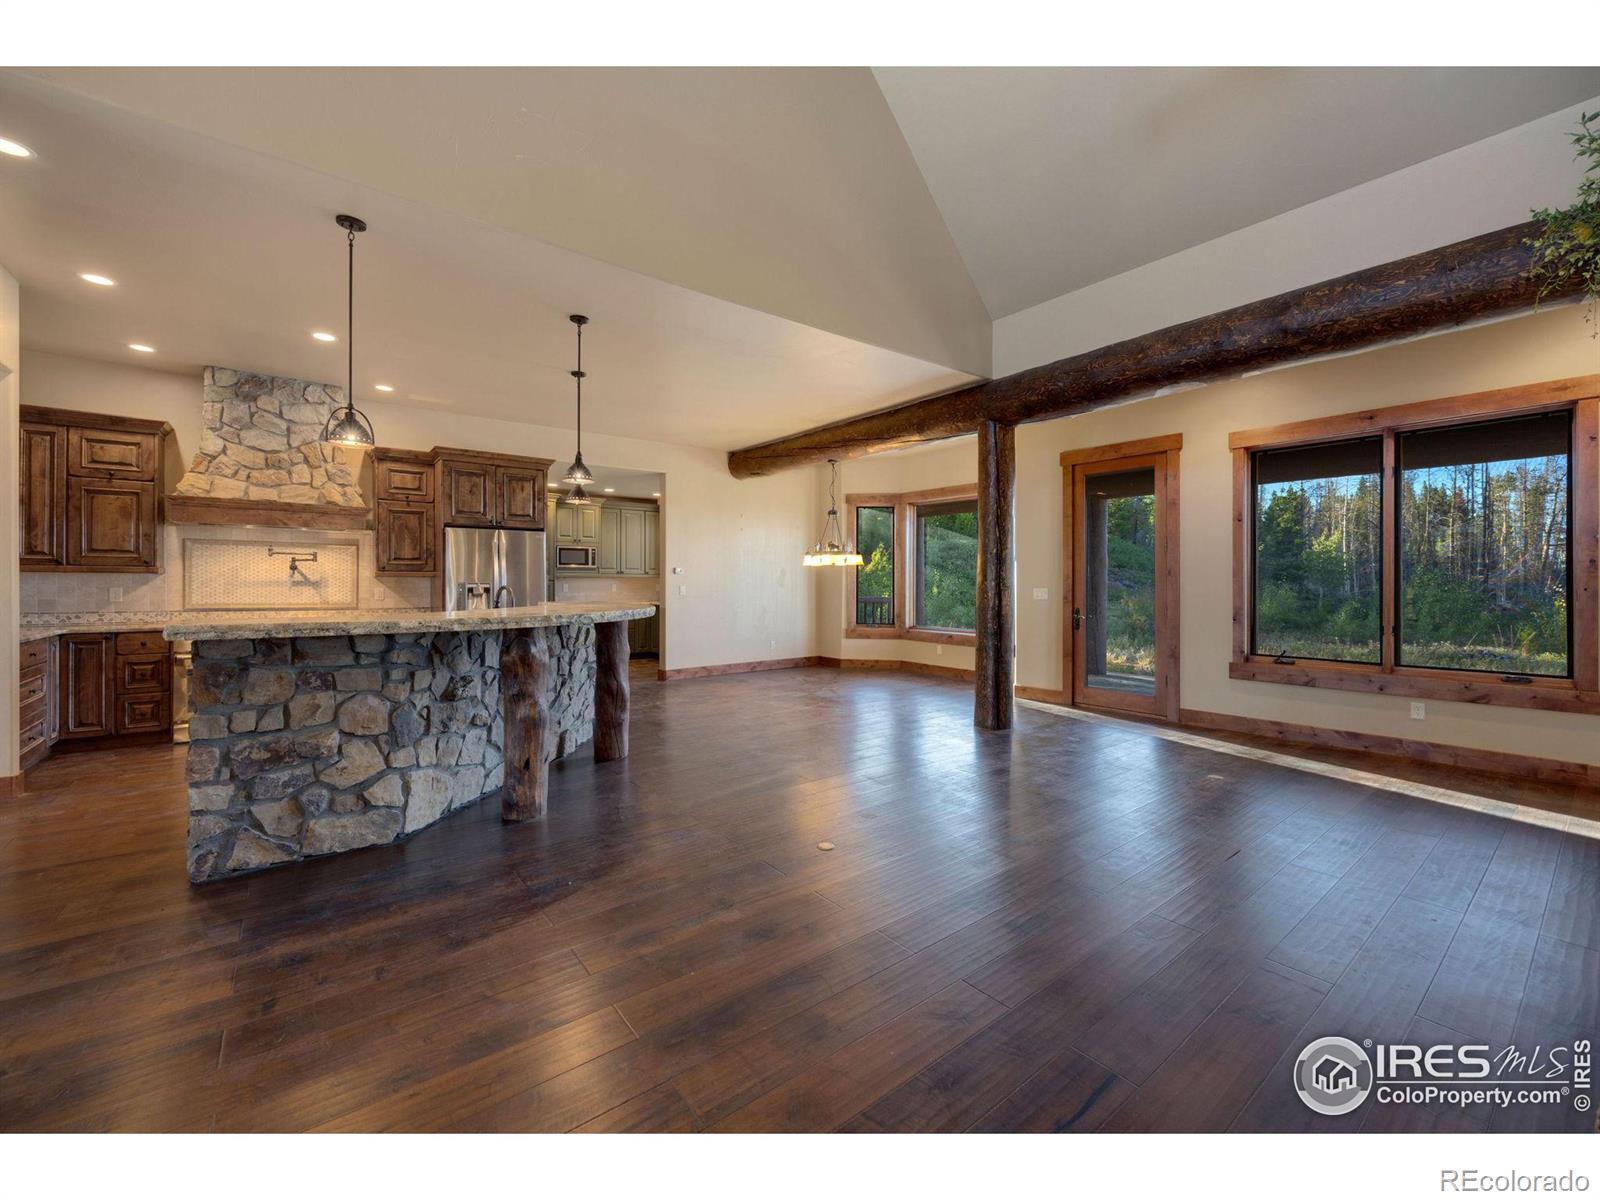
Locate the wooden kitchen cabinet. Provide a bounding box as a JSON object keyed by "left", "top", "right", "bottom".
{"left": 441, "top": 459, "right": 496, "bottom": 527}
{"left": 19, "top": 630, "right": 170, "bottom": 767}
{"left": 497, "top": 464, "right": 547, "bottom": 530}
{"left": 376, "top": 502, "right": 436, "bottom": 574}
{"left": 65, "top": 477, "right": 159, "bottom": 569}
{"left": 374, "top": 447, "right": 550, "bottom": 581}
{"left": 439, "top": 455, "right": 549, "bottom": 530}
{"left": 19, "top": 407, "right": 169, "bottom": 574}
{"left": 18, "top": 637, "right": 56, "bottom": 769}
{"left": 372, "top": 449, "right": 438, "bottom": 576}
{"left": 20, "top": 422, "right": 68, "bottom": 568}
{"left": 58, "top": 634, "right": 115, "bottom": 740}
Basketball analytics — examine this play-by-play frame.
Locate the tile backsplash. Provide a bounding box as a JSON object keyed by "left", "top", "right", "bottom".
{"left": 21, "top": 524, "right": 432, "bottom": 614}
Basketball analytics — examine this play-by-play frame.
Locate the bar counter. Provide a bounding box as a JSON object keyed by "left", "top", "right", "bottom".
{"left": 166, "top": 603, "right": 655, "bottom": 882}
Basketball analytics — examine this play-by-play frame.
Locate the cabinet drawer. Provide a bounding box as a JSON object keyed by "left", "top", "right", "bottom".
{"left": 21, "top": 716, "right": 49, "bottom": 758}
{"left": 116, "top": 693, "right": 171, "bottom": 735}
{"left": 21, "top": 693, "right": 48, "bottom": 731}
{"left": 20, "top": 669, "right": 48, "bottom": 707}
{"left": 375, "top": 458, "right": 435, "bottom": 502}
{"left": 68, "top": 426, "right": 160, "bottom": 480}
{"left": 117, "top": 654, "right": 171, "bottom": 694}
{"left": 20, "top": 637, "right": 52, "bottom": 671}
{"left": 115, "top": 631, "right": 167, "bottom": 656}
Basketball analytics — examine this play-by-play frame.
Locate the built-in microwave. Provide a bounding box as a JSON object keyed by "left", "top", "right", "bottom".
{"left": 556, "top": 544, "right": 599, "bottom": 569}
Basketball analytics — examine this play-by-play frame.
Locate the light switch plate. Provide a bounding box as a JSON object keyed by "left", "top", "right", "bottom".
{"left": 1032, "top": 587, "right": 1048, "bottom": 600}
{"left": 678, "top": 585, "right": 687, "bottom": 597}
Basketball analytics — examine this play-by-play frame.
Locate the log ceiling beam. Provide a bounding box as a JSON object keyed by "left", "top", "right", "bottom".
{"left": 727, "top": 220, "right": 1580, "bottom": 479}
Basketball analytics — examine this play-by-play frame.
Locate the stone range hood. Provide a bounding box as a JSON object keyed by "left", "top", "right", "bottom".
{"left": 166, "top": 367, "right": 370, "bottom": 530}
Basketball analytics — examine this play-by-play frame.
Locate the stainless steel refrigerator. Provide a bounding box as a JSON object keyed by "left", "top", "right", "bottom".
{"left": 442, "top": 527, "right": 547, "bottom": 612}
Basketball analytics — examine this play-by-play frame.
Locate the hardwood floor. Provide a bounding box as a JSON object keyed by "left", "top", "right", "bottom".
{"left": 1, "top": 667, "right": 1596, "bottom": 1133}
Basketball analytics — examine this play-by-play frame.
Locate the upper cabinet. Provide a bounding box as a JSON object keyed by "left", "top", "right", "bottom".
{"left": 439, "top": 454, "right": 549, "bottom": 530}
{"left": 560, "top": 497, "right": 660, "bottom": 576}
{"left": 19, "top": 407, "right": 170, "bottom": 573}
{"left": 374, "top": 446, "right": 552, "bottom": 578}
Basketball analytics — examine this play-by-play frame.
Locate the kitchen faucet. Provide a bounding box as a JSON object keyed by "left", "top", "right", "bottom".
{"left": 493, "top": 584, "right": 513, "bottom": 609}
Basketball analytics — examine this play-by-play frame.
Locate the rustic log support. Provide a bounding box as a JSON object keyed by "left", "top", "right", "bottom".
{"left": 728, "top": 220, "right": 1579, "bottom": 478}
{"left": 594, "top": 619, "right": 631, "bottom": 763}
{"left": 500, "top": 630, "right": 550, "bottom": 822}
{"left": 975, "top": 419, "right": 1015, "bottom": 731}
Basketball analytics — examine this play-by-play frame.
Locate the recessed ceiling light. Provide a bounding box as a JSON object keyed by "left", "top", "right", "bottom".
{"left": 127, "top": 343, "right": 156, "bottom": 353}
{"left": 312, "top": 331, "right": 338, "bottom": 343}
{"left": 374, "top": 383, "right": 394, "bottom": 392}
{"left": 603, "top": 487, "right": 615, "bottom": 493}
{"left": 0, "top": 136, "right": 34, "bottom": 159}
{"left": 652, "top": 492, "right": 661, "bottom": 497}
{"left": 79, "top": 273, "right": 116, "bottom": 287}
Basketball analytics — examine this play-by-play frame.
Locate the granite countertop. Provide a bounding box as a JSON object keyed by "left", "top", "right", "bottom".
{"left": 163, "top": 601, "right": 658, "bottom": 641}
{"left": 19, "top": 611, "right": 198, "bottom": 644}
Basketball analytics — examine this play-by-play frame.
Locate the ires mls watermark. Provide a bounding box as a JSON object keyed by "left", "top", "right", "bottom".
{"left": 1293, "top": 1035, "right": 1592, "bottom": 1118}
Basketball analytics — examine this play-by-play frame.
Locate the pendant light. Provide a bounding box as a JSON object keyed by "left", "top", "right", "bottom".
{"left": 803, "top": 459, "right": 864, "bottom": 566}
{"left": 321, "top": 214, "right": 377, "bottom": 448}
{"left": 561, "top": 314, "right": 596, "bottom": 503}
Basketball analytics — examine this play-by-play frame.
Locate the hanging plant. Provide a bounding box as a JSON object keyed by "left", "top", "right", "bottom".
{"left": 1527, "top": 111, "right": 1600, "bottom": 322}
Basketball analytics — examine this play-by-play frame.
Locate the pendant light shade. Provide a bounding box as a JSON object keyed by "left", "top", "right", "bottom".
{"left": 562, "top": 314, "right": 596, "bottom": 497}
{"left": 803, "top": 460, "right": 864, "bottom": 567}
{"left": 321, "top": 214, "right": 376, "bottom": 449}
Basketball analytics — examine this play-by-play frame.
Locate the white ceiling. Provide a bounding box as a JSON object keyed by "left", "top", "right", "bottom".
{"left": 874, "top": 67, "right": 1600, "bottom": 318}
{"left": 5, "top": 67, "right": 1599, "bottom": 457}
{"left": 0, "top": 73, "right": 976, "bottom": 452}
{"left": 16, "top": 66, "right": 993, "bottom": 377}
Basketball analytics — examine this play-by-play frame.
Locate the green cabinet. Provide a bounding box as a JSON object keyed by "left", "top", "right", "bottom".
{"left": 597, "top": 506, "right": 622, "bottom": 573}
{"left": 555, "top": 497, "right": 658, "bottom": 576}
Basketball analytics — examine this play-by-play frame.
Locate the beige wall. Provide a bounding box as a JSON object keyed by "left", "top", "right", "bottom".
{"left": 1, "top": 268, "right": 19, "bottom": 779}
{"left": 814, "top": 309, "right": 1600, "bottom": 768}
{"left": 19, "top": 351, "right": 821, "bottom": 673}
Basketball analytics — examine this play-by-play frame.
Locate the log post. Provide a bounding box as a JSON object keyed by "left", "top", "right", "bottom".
{"left": 500, "top": 629, "right": 550, "bottom": 821}
{"left": 975, "top": 419, "right": 1015, "bottom": 731}
{"left": 594, "top": 619, "right": 631, "bottom": 762}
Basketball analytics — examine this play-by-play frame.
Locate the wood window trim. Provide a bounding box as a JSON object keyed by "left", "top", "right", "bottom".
{"left": 844, "top": 492, "right": 905, "bottom": 638}
{"left": 1231, "top": 374, "right": 1600, "bottom": 715}
{"left": 1060, "top": 437, "right": 1182, "bottom": 722}
{"left": 843, "top": 484, "right": 980, "bottom": 645}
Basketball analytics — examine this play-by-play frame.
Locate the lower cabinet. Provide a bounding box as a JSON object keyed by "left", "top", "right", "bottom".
{"left": 58, "top": 633, "right": 115, "bottom": 740}
{"left": 30, "top": 630, "right": 171, "bottom": 760}
{"left": 19, "top": 637, "right": 55, "bottom": 769}
{"left": 628, "top": 614, "right": 660, "bottom": 656}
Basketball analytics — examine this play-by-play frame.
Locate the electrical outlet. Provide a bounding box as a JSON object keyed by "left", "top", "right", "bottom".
{"left": 1410, "top": 702, "right": 1426, "bottom": 720}
{"left": 769, "top": 639, "right": 776, "bottom": 651}
{"left": 108, "top": 586, "right": 124, "bottom": 602}
{"left": 678, "top": 584, "right": 687, "bottom": 597}
{"left": 936, "top": 645, "right": 943, "bottom": 656}
{"left": 1032, "top": 587, "right": 1048, "bottom": 600}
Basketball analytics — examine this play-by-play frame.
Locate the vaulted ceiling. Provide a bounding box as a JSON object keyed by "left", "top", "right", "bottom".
{"left": 874, "top": 66, "right": 1600, "bottom": 318}
{"left": 3, "top": 66, "right": 1598, "bottom": 452}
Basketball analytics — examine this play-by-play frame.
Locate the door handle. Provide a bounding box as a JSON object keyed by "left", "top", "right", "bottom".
{"left": 1072, "top": 607, "right": 1083, "bottom": 630}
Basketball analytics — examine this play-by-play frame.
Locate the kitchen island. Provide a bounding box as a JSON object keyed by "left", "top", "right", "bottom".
{"left": 163, "top": 602, "right": 655, "bottom": 882}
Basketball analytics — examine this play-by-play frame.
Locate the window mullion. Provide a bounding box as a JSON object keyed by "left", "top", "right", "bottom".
{"left": 1381, "top": 430, "right": 1398, "bottom": 674}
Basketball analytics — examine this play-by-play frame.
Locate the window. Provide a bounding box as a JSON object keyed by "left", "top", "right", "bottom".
{"left": 1252, "top": 438, "right": 1383, "bottom": 664}
{"left": 914, "top": 499, "right": 979, "bottom": 632}
{"left": 1398, "top": 413, "right": 1570, "bottom": 677}
{"left": 853, "top": 505, "right": 895, "bottom": 628}
{"left": 1230, "top": 377, "right": 1597, "bottom": 713}
{"left": 844, "top": 485, "right": 978, "bottom": 643}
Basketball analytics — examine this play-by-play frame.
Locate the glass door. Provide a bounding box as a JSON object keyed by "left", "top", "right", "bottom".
{"left": 1070, "top": 452, "right": 1173, "bottom": 717}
